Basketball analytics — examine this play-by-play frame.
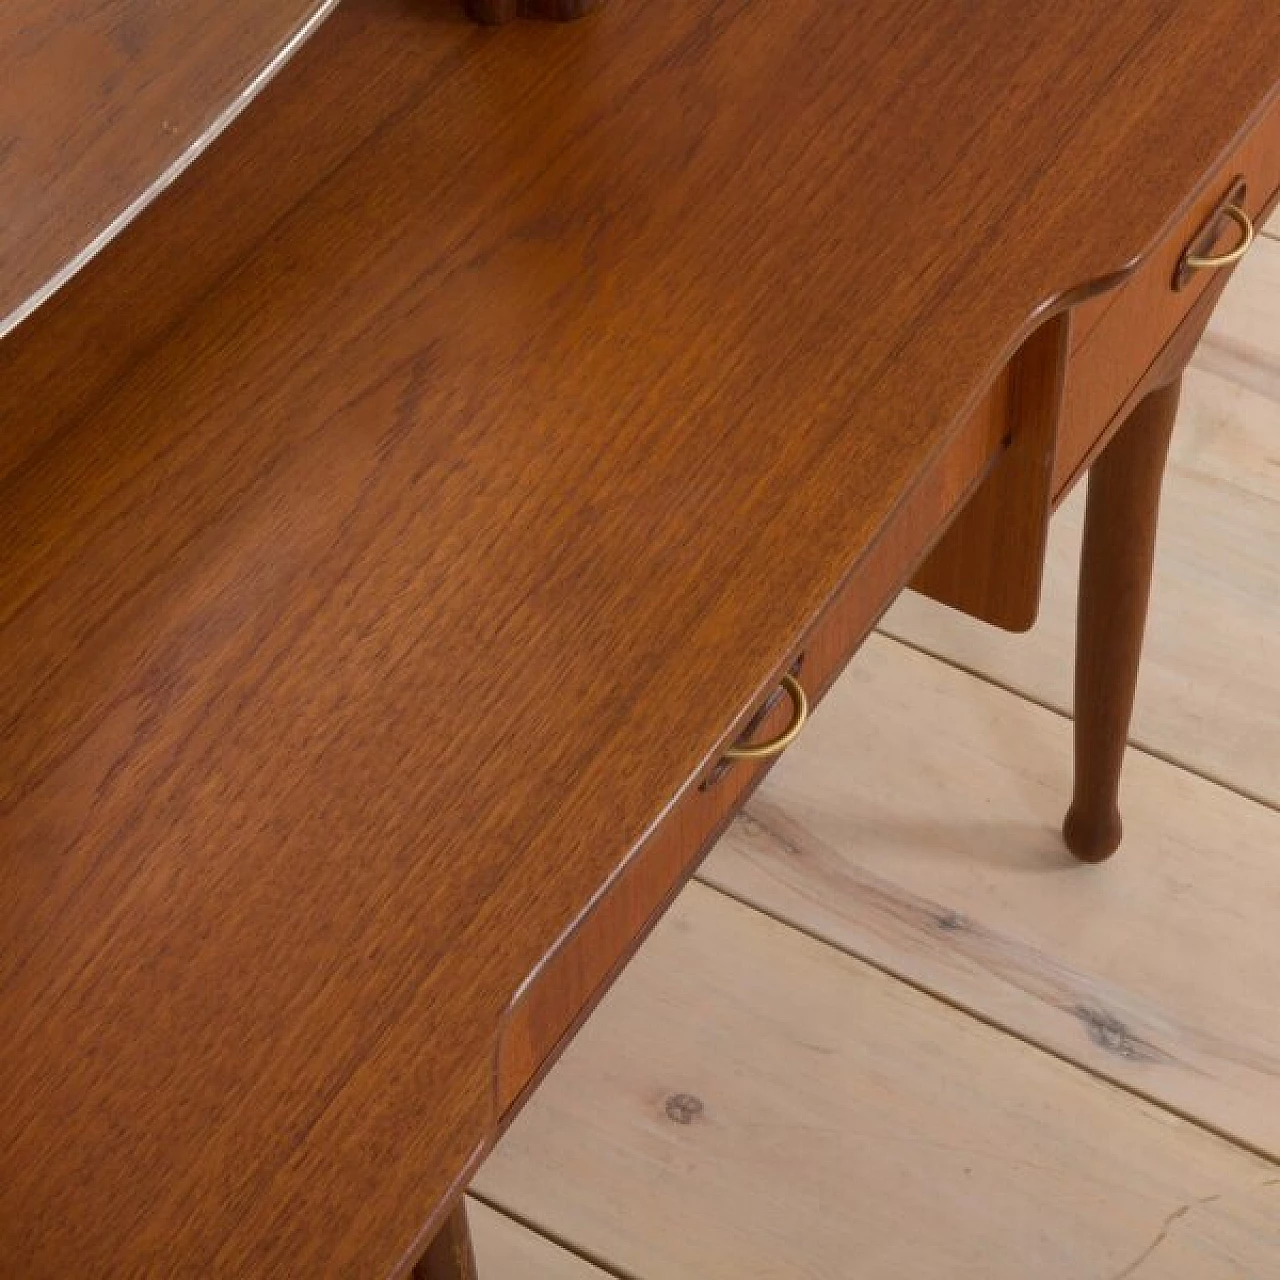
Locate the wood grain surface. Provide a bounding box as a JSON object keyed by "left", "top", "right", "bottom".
{"left": 480, "top": 883, "right": 1280, "bottom": 1278}
{"left": 495, "top": 372, "right": 1006, "bottom": 1115}
{"left": 3, "top": 0, "right": 1279, "bottom": 1275}
{"left": 0, "top": 0, "right": 338, "bottom": 339}
{"left": 702, "top": 634, "right": 1280, "bottom": 1159}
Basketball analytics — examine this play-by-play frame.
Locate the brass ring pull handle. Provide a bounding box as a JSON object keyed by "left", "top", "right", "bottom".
{"left": 1184, "top": 203, "right": 1254, "bottom": 272}
{"left": 723, "top": 673, "right": 809, "bottom": 761}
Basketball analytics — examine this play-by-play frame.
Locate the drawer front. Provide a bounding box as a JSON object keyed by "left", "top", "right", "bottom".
{"left": 1054, "top": 95, "right": 1280, "bottom": 497}
{"left": 493, "top": 372, "right": 1010, "bottom": 1115}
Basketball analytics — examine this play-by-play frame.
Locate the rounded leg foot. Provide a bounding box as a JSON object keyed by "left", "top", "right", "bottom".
{"left": 1062, "top": 803, "right": 1123, "bottom": 864}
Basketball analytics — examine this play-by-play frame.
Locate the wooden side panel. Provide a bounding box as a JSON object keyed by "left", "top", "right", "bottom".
{"left": 494, "top": 382, "right": 1007, "bottom": 1113}
{"left": 910, "top": 315, "right": 1070, "bottom": 631}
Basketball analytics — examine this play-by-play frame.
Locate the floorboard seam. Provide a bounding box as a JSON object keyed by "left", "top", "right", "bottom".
{"left": 873, "top": 628, "right": 1280, "bottom": 814}
{"left": 467, "top": 1190, "right": 644, "bottom": 1280}
{"left": 692, "top": 868, "right": 1280, "bottom": 1172}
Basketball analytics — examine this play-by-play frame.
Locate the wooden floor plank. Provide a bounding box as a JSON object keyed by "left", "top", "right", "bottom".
{"left": 469, "top": 1199, "right": 613, "bottom": 1279}
{"left": 882, "top": 342, "right": 1280, "bottom": 805}
{"left": 479, "top": 884, "right": 1280, "bottom": 1279}
{"left": 702, "top": 634, "right": 1280, "bottom": 1160}
{"left": 1194, "top": 234, "right": 1280, "bottom": 398}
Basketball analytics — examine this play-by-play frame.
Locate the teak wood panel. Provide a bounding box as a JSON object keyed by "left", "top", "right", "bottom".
{"left": 496, "top": 373, "right": 1007, "bottom": 1112}
{"left": 4, "top": 0, "right": 1280, "bottom": 1275}
{"left": 1053, "top": 95, "right": 1280, "bottom": 497}
{"left": 0, "top": 0, "right": 338, "bottom": 340}
{"left": 908, "top": 318, "right": 1068, "bottom": 631}
{"left": 905, "top": 98, "right": 1279, "bottom": 631}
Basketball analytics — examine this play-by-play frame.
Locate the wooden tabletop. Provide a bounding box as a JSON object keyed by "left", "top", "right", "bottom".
{"left": 2, "top": 0, "right": 1277, "bottom": 1275}
{"left": 0, "top": 0, "right": 336, "bottom": 339}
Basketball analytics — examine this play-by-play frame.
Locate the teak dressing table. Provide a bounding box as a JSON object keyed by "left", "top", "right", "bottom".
{"left": 1, "top": 1, "right": 1276, "bottom": 1274}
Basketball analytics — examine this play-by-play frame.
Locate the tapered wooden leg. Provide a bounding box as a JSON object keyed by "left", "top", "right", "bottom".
{"left": 1062, "top": 377, "right": 1180, "bottom": 862}
{"left": 415, "top": 1202, "right": 479, "bottom": 1280}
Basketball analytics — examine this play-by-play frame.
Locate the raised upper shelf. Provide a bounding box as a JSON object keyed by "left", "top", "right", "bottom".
{"left": 0, "top": 0, "right": 337, "bottom": 339}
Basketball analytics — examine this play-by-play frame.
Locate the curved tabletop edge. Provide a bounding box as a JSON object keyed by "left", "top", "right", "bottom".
{"left": 0, "top": 0, "right": 341, "bottom": 343}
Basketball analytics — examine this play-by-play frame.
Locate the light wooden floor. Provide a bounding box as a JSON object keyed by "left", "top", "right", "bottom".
{"left": 467, "top": 213, "right": 1280, "bottom": 1277}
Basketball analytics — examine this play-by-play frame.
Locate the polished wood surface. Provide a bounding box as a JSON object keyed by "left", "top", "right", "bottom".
{"left": 497, "top": 370, "right": 1007, "bottom": 1113}
{"left": 1063, "top": 379, "right": 1182, "bottom": 862}
{"left": 0, "top": 0, "right": 337, "bottom": 340}
{"left": 3, "top": 0, "right": 1279, "bottom": 1275}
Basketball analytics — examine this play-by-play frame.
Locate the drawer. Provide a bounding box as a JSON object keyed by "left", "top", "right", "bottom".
{"left": 1054, "top": 94, "right": 1280, "bottom": 497}
{"left": 493, "top": 368, "right": 1011, "bottom": 1115}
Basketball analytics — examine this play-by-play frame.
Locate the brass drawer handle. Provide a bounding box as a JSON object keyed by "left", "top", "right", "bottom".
{"left": 724, "top": 673, "right": 809, "bottom": 761}
{"left": 1183, "top": 203, "right": 1254, "bottom": 273}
